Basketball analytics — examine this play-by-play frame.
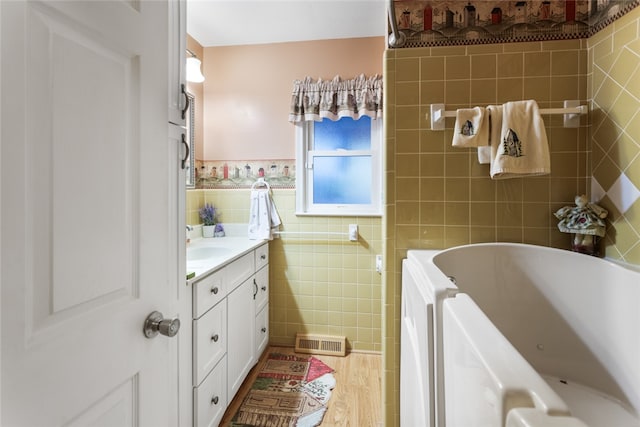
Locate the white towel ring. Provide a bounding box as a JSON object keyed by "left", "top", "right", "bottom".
{"left": 251, "top": 177, "right": 271, "bottom": 190}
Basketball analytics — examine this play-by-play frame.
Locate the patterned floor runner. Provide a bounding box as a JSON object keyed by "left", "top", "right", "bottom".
{"left": 230, "top": 353, "right": 335, "bottom": 427}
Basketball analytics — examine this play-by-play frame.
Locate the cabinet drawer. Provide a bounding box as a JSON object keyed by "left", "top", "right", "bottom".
{"left": 255, "top": 244, "right": 269, "bottom": 271}
{"left": 194, "top": 356, "right": 227, "bottom": 427}
{"left": 225, "top": 251, "right": 255, "bottom": 293}
{"left": 255, "top": 304, "right": 269, "bottom": 359}
{"left": 193, "top": 269, "right": 225, "bottom": 319}
{"left": 193, "top": 301, "right": 226, "bottom": 386}
{"left": 192, "top": 251, "right": 253, "bottom": 319}
{"left": 254, "top": 265, "right": 269, "bottom": 312}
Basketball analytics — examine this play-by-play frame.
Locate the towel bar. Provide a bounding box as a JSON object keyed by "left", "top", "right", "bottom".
{"left": 429, "top": 100, "right": 588, "bottom": 131}
{"left": 273, "top": 224, "right": 358, "bottom": 241}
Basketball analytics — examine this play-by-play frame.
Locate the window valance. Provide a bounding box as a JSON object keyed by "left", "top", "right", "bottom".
{"left": 288, "top": 74, "right": 383, "bottom": 123}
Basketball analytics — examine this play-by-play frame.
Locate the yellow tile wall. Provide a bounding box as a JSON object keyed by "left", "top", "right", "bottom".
{"left": 187, "top": 188, "right": 383, "bottom": 352}
{"left": 384, "top": 39, "right": 591, "bottom": 426}
{"left": 589, "top": 7, "right": 640, "bottom": 264}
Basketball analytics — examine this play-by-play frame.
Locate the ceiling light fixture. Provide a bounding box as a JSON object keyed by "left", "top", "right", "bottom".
{"left": 186, "top": 49, "right": 205, "bottom": 83}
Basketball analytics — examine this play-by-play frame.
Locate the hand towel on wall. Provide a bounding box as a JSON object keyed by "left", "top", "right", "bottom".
{"left": 452, "top": 106, "right": 489, "bottom": 147}
{"left": 248, "top": 189, "right": 282, "bottom": 240}
{"left": 476, "top": 105, "right": 499, "bottom": 164}
{"left": 477, "top": 146, "right": 492, "bottom": 164}
{"left": 484, "top": 104, "right": 502, "bottom": 166}
{"left": 490, "top": 100, "right": 550, "bottom": 179}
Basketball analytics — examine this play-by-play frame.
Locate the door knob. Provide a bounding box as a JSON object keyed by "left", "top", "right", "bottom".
{"left": 143, "top": 311, "right": 180, "bottom": 338}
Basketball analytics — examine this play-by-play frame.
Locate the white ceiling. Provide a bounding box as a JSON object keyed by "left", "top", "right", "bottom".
{"left": 186, "top": 0, "right": 388, "bottom": 47}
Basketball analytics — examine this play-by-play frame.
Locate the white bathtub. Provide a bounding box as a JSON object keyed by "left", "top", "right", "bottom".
{"left": 401, "top": 243, "right": 640, "bottom": 427}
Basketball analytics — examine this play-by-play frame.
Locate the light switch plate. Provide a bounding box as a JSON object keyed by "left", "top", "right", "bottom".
{"left": 348, "top": 224, "right": 358, "bottom": 241}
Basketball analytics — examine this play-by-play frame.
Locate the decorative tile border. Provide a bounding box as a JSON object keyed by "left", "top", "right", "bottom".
{"left": 392, "top": 0, "right": 639, "bottom": 48}
{"left": 194, "top": 159, "right": 296, "bottom": 189}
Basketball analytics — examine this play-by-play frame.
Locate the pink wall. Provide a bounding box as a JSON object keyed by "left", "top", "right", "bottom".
{"left": 201, "top": 37, "right": 385, "bottom": 161}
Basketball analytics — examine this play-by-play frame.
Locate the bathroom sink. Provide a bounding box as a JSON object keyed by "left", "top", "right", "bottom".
{"left": 187, "top": 246, "right": 230, "bottom": 261}
{"left": 185, "top": 235, "right": 263, "bottom": 279}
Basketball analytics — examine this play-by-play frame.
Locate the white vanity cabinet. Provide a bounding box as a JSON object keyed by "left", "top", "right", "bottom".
{"left": 190, "top": 241, "right": 269, "bottom": 427}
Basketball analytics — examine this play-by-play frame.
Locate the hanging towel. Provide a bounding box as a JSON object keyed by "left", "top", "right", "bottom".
{"left": 476, "top": 105, "right": 499, "bottom": 164}
{"left": 490, "top": 100, "right": 550, "bottom": 179}
{"left": 477, "top": 146, "right": 492, "bottom": 164}
{"left": 248, "top": 189, "right": 282, "bottom": 240}
{"left": 482, "top": 105, "right": 502, "bottom": 167}
{"left": 452, "top": 107, "right": 489, "bottom": 147}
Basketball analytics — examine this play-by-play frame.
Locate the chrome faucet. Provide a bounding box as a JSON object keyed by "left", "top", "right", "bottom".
{"left": 186, "top": 225, "right": 193, "bottom": 245}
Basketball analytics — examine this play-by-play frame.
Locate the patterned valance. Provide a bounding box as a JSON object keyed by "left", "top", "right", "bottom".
{"left": 288, "top": 74, "right": 383, "bottom": 122}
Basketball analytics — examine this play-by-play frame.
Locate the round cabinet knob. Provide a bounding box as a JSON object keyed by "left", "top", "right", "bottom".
{"left": 211, "top": 286, "right": 219, "bottom": 295}
{"left": 261, "top": 286, "right": 267, "bottom": 291}
{"left": 261, "top": 327, "right": 267, "bottom": 333}
{"left": 143, "top": 311, "right": 180, "bottom": 338}
{"left": 211, "top": 334, "right": 219, "bottom": 342}
{"left": 211, "top": 396, "right": 219, "bottom": 405}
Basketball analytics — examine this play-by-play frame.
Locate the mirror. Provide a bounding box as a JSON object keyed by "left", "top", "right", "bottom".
{"left": 185, "top": 91, "right": 195, "bottom": 188}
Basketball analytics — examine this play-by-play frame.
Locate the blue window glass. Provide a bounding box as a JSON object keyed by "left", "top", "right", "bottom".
{"left": 312, "top": 156, "right": 372, "bottom": 204}
{"left": 314, "top": 116, "right": 371, "bottom": 150}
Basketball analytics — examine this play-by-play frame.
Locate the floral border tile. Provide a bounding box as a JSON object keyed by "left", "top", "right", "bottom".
{"left": 195, "top": 159, "right": 296, "bottom": 189}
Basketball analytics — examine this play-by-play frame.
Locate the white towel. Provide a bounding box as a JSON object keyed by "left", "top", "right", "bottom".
{"left": 452, "top": 107, "right": 489, "bottom": 147}
{"left": 476, "top": 106, "right": 497, "bottom": 164}
{"left": 477, "top": 146, "right": 492, "bottom": 164}
{"left": 490, "top": 100, "right": 550, "bottom": 179}
{"left": 483, "top": 105, "right": 502, "bottom": 167}
{"left": 248, "top": 189, "right": 281, "bottom": 240}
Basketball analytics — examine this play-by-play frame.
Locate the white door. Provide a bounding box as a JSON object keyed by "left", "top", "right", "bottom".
{"left": 1, "top": 1, "right": 181, "bottom": 426}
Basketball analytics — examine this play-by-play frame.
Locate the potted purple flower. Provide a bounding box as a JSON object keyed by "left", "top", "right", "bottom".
{"left": 199, "top": 203, "right": 218, "bottom": 238}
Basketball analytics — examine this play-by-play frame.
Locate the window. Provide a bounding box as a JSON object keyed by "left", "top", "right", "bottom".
{"left": 296, "top": 116, "right": 382, "bottom": 216}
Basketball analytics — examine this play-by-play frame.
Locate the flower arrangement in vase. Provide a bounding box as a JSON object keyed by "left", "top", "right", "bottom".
{"left": 199, "top": 203, "right": 219, "bottom": 238}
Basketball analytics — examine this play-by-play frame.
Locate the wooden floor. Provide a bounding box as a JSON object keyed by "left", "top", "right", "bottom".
{"left": 220, "top": 346, "right": 383, "bottom": 427}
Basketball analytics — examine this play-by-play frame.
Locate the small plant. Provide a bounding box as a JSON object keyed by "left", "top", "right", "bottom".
{"left": 199, "top": 203, "right": 218, "bottom": 226}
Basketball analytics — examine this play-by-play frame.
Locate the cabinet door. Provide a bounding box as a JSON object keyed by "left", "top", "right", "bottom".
{"left": 171, "top": 123, "right": 193, "bottom": 427}
{"left": 227, "top": 277, "right": 255, "bottom": 399}
{"left": 255, "top": 305, "right": 269, "bottom": 359}
{"left": 168, "top": 0, "right": 186, "bottom": 126}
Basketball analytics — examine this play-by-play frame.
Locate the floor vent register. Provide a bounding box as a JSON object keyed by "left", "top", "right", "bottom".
{"left": 295, "top": 333, "right": 347, "bottom": 357}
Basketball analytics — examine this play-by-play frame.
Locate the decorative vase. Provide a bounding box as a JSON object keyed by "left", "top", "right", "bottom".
{"left": 202, "top": 225, "right": 215, "bottom": 238}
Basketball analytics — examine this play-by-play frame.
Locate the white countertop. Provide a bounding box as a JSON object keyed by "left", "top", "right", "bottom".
{"left": 186, "top": 224, "right": 267, "bottom": 282}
